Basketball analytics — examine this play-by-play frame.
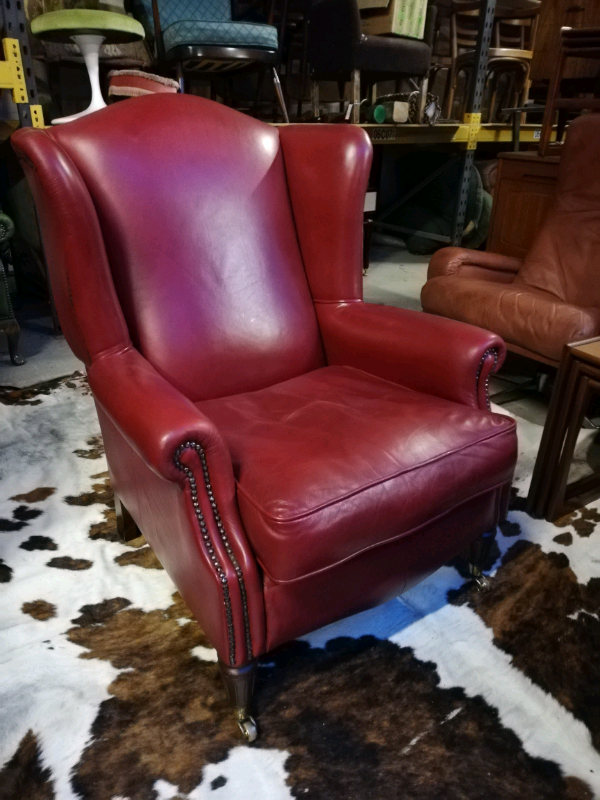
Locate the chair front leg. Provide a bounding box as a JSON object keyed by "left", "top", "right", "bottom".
{"left": 351, "top": 68, "right": 361, "bottom": 123}
{"left": 219, "top": 659, "right": 258, "bottom": 742}
{"left": 114, "top": 493, "right": 141, "bottom": 543}
{"left": 467, "top": 528, "right": 497, "bottom": 592}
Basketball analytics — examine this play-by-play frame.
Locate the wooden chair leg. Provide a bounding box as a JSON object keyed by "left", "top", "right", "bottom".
{"left": 351, "top": 68, "right": 361, "bottom": 123}
{"left": 5, "top": 322, "right": 25, "bottom": 366}
{"left": 114, "top": 493, "right": 141, "bottom": 542}
{"left": 416, "top": 76, "right": 428, "bottom": 123}
{"left": 444, "top": 66, "right": 457, "bottom": 120}
{"left": 529, "top": 356, "right": 581, "bottom": 518}
{"left": 219, "top": 659, "right": 258, "bottom": 742}
{"left": 488, "top": 74, "right": 498, "bottom": 123}
{"left": 311, "top": 79, "right": 319, "bottom": 120}
{"left": 527, "top": 354, "right": 573, "bottom": 516}
{"left": 539, "top": 47, "right": 565, "bottom": 156}
{"left": 546, "top": 376, "right": 595, "bottom": 521}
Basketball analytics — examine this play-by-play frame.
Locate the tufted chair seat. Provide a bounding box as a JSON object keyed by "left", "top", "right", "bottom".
{"left": 12, "top": 95, "right": 517, "bottom": 741}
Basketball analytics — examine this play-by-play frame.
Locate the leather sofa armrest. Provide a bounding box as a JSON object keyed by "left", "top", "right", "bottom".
{"left": 87, "top": 347, "right": 234, "bottom": 485}
{"left": 316, "top": 301, "right": 506, "bottom": 410}
{"left": 428, "top": 247, "right": 523, "bottom": 282}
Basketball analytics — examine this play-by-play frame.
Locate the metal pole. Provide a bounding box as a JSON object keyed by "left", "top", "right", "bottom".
{"left": 1, "top": 0, "right": 40, "bottom": 127}
{"left": 451, "top": 0, "right": 496, "bottom": 246}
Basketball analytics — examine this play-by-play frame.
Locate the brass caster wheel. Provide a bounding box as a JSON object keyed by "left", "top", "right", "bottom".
{"left": 237, "top": 715, "right": 258, "bottom": 743}
{"left": 474, "top": 574, "right": 491, "bottom": 592}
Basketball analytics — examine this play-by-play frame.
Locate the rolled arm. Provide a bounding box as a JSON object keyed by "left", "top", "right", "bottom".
{"left": 428, "top": 247, "right": 523, "bottom": 282}
{"left": 316, "top": 301, "right": 506, "bottom": 410}
{"left": 88, "top": 346, "right": 265, "bottom": 665}
{"left": 88, "top": 346, "right": 233, "bottom": 485}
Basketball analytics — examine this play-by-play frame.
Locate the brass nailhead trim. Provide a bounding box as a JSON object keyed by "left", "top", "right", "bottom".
{"left": 476, "top": 348, "right": 498, "bottom": 410}
{"left": 173, "top": 441, "right": 253, "bottom": 665}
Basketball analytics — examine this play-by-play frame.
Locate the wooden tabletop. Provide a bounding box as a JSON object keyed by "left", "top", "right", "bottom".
{"left": 569, "top": 337, "right": 600, "bottom": 366}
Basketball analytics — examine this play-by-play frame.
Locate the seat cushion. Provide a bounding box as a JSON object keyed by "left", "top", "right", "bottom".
{"left": 353, "top": 35, "right": 431, "bottom": 77}
{"left": 421, "top": 276, "right": 600, "bottom": 363}
{"left": 197, "top": 366, "right": 516, "bottom": 584}
{"left": 163, "top": 19, "right": 278, "bottom": 53}
{"left": 31, "top": 9, "right": 145, "bottom": 44}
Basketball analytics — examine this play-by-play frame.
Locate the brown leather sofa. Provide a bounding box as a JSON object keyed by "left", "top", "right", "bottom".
{"left": 12, "top": 95, "right": 517, "bottom": 741}
{"left": 421, "top": 114, "right": 600, "bottom": 367}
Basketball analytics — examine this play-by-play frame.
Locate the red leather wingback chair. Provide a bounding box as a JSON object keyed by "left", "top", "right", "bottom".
{"left": 421, "top": 114, "right": 600, "bottom": 368}
{"left": 12, "top": 95, "right": 516, "bottom": 741}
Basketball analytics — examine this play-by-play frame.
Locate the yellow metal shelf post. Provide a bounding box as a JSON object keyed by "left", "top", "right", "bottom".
{"left": 1, "top": 0, "right": 45, "bottom": 127}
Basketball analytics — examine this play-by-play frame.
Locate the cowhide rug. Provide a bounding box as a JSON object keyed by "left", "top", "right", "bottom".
{"left": 1, "top": 373, "right": 599, "bottom": 800}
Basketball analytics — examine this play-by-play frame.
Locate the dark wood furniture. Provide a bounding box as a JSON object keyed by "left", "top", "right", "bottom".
{"left": 486, "top": 150, "right": 559, "bottom": 259}
{"left": 539, "top": 26, "right": 600, "bottom": 156}
{"left": 531, "top": 0, "right": 600, "bottom": 84}
{"left": 528, "top": 337, "right": 600, "bottom": 521}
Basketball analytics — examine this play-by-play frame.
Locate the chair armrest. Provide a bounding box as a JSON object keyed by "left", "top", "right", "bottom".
{"left": 89, "top": 347, "right": 265, "bottom": 665}
{"left": 428, "top": 247, "right": 523, "bottom": 281}
{"left": 316, "top": 301, "right": 506, "bottom": 409}
{"left": 88, "top": 347, "right": 234, "bottom": 485}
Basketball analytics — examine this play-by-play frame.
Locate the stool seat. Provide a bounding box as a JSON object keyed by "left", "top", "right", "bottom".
{"left": 31, "top": 10, "right": 145, "bottom": 124}
{"left": 31, "top": 9, "right": 144, "bottom": 44}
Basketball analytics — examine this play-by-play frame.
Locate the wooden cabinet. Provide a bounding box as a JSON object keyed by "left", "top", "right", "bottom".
{"left": 486, "top": 151, "right": 560, "bottom": 259}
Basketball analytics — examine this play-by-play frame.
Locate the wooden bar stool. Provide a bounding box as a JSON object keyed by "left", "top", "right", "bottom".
{"left": 527, "top": 337, "right": 600, "bottom": 521}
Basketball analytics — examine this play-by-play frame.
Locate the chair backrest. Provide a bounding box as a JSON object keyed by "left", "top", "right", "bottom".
{"left": 493, "top": 9, "right": 539, "bottom": 54}
{"left": 132, "top": 0, "right": 233, "bottom": 42}
{"left": 12, "top": 95, "right": 330, "bottom": 402}
{"left": 515, "top": 114, "right": 600, "bottom": 310}
{"left": 450, "top": 1, "right": 480, "bottom": 58}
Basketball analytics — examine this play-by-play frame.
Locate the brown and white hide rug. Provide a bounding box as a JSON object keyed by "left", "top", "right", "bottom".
{"left": 1, "top": 374, "right": 599, "bottom": 800}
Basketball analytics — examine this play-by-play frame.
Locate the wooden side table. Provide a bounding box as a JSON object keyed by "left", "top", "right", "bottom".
{"left": 527, "top": 337, "right": 600, "bottom": 521}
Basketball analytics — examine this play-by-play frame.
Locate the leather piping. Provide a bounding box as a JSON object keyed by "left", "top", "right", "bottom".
{"left": 173, "top": 441, "right": 253, "bottom": 665}
{"left": 234, "top": 424, "right": 515, "bottom": 524}
{"left": 476, "top": 347, "right": 499, "bottom": 410}
{"left": 258, "top": 479, "right": 511, "bottom": 585}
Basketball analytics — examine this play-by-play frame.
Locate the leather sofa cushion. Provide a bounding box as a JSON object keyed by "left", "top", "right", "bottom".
{"left": 198, "top": 366, "right": 516, "bottom": 583}
{"left": 422, "top": 276, "right": 600, "bottom": 363}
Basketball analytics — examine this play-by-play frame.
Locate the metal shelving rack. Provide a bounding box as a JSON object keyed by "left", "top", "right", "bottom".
{"left": 2, "top": 0, "right": 44, "bottom": 127}
{"left": 0, "top": 0, "right": 43, "bottom": 365}
{"left": 363, "top": 0, "right": 498, "bottom": 250}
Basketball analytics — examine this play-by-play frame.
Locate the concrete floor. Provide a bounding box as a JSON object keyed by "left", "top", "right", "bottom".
{"left": 0, "top": 301, "right": 82, "bottom": 388}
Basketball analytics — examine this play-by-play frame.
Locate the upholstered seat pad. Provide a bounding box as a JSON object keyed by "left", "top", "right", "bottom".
{"left": 197, "top": 366, "right": 516, "bottom": 583}
{"left": 421, "top": 276, "right": 600, "bottom": 363}
{"left": 352, "top": 35, "right": 431, "bottom": 76}
{"left": 163, "top": 19, "right": 278, "bottom": 53}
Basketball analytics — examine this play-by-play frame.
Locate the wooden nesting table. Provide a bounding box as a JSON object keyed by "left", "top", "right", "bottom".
{"left": 528, "top": 337, "right": 600, "bottom": 521}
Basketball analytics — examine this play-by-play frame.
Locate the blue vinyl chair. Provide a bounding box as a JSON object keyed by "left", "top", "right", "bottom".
{"left": 131, "top": 0, "right": 289, "bottom": 119}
